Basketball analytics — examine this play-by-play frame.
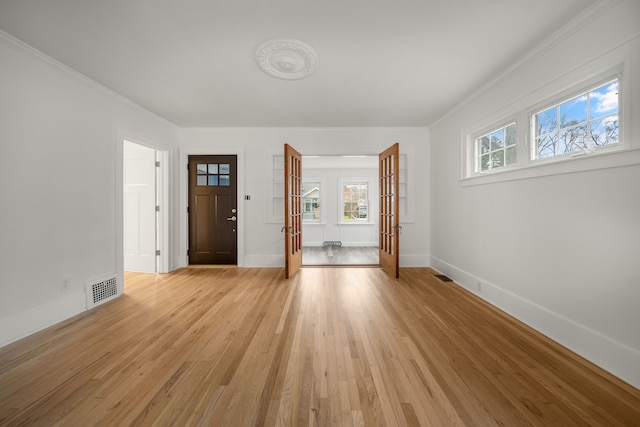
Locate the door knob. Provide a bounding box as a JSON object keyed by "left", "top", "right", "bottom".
{"left": 226, "top": 215, "right": 237, "bottom": 222}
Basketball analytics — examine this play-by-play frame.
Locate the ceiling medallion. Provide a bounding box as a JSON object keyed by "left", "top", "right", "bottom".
{"left": 255, "top": 38, "right": 318, "bottom": 80}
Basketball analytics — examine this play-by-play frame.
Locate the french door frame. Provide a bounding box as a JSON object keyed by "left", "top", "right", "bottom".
{"left": 116, "top": 129, "right": 170, "bottom": 279}
{"left": 285, "top": 144, "right": 400, "bottom": 277}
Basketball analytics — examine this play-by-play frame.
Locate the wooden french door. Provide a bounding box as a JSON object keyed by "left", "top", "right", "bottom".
{"left": 284, "top": 144, "right": 302, "bottom": 279}
{"left": 188, "top": 155, "right": 238, "bottom": 264}
{"left": 379, "top": 143, "right": 400, "bottom": 278}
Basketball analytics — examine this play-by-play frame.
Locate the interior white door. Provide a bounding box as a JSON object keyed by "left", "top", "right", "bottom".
{"left": 123, "top": 141, "right": 157, "bottom": 273}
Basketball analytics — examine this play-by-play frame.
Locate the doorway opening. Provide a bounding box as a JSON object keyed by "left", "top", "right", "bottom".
{"left": 301, "top": 155, "right": 380, "bottom": 266}
{"left": 123, "top": 140, "right": 163, "bottom": 274}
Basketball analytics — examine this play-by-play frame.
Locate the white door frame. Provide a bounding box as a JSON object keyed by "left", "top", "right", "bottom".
{"left": 123, "top": 140, "right": 157, "bottom": 273}
{"left": 116, "top": 128, "right": 170, "bottom": 286}
{"left": 180, "top": 147, "right": 245, "bottom": 267}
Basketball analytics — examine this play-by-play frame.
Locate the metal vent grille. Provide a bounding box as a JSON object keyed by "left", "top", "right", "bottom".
{"left": 86, "top": 275, "right": 119, "bottom": 309}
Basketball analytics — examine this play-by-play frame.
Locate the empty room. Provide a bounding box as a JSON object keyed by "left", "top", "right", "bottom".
{"left": 1, "top": 0, "right": 639, "bottom": 425}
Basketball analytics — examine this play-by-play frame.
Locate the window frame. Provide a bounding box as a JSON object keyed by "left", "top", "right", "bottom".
{"left": 474, "top": 122, "right": 518, "bottom": 174}
{"left": 461, "top": 65, "right": 634, "bottom": 186}
{"left": 464, "top": 116, "right": 521, "bottom": 179}
{"left": 301, "top": 181, "right": 323, "bottom": 223}
{"left": 339, "top": 178, "right": 373, "bottom": 224}
{"left": 529, "top": 76, "right": 621, "bottom": 164}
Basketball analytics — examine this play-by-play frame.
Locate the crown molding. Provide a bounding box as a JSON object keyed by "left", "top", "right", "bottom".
{"left": 430, "top": 0, "right": 622, "bottom": 128}
{"left": 0, "top": 29, "right": 177, "bottom": 129}
{"left": 179, "top": 126, "right": 429, "bottom": 133}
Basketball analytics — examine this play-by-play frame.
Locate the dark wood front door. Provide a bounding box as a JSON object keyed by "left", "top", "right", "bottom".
{"left": 188, "top": 155, "right": 237, "bottom": 264}
{"left": 379, "top": 143, "right": 400, "bottom": 278}
{"left": 284, "top": 144, "right": 302, "bottom": 279}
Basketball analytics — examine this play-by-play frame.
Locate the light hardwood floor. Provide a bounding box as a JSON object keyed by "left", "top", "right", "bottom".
{"left": 1, "top": 267, "right": 639, "bottom": 426}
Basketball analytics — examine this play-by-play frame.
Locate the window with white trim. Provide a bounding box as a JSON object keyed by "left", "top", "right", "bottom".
{"left": 342, "top": 182, "right": 369, "bottom": 222}
{"left": 462, "top": 71, "right": 627, "bottom": 182}
{"left": 475, "top": 123, "right": 516, "bottom": 173}
{"left": 301, "top": 182, "right": 321, "bottom": 222}
{"left": 532, "top": 79, "right": 619, "bottom": 160}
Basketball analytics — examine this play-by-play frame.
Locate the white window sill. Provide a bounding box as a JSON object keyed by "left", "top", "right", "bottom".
{"left": 461, "top": 146, "right": 640, "bottom": 187}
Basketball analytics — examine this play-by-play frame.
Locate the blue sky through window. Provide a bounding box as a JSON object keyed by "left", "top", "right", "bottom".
{"left": 590, "top": 81, "right": 618, "bottom": 118}
{"left": 534, "top": 79, "right": 619, "bottom": 158}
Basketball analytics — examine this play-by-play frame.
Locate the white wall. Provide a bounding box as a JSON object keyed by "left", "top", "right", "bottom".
{"left": 429, "top": 0, "right": 640, "bottom": 388}
{"left": 302, "top": 156, "right": 379, "bottom": 247}
{"left": 0, "top": 33, "right": 180, "bottom": 346}
{"left": 178, "top": 128, "right": 429, "bottom": 268}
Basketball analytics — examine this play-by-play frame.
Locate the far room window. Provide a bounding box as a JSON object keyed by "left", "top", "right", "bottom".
{"left": 301, "top": 182, "right": 321, "bottom": 222}
{"left": 475, "top": 123, "right": 516, "bottom": 173}
{"left": 533, "top": 79, "right": 619, "bottom": 159}
{"left": 343, "top": 183, "right": 368, "bottom": 221}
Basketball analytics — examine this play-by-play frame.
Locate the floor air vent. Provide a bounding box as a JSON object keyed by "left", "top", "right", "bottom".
{"left": 86, "top": 275, "right": 119, "bottom": 309}
{"left": 434, "top": 274, "right": 453, "bottom": 282}
{"left": 323, "top": 241, "right": 342, "bottom": 247}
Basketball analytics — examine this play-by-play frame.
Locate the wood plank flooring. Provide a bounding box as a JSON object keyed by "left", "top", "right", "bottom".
{"left": 1, "top": 267, "right": 639, "bottom": 426}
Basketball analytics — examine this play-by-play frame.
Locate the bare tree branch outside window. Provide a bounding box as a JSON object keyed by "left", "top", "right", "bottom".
{"left": 534, "top": 80, "right": 618, "bottom": 159}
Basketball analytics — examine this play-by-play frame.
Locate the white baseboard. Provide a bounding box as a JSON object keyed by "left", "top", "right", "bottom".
{"left": 429, "top": 256, "right": 640, "bottom": 390}
{"left": 172, "top": 256, "right": 187, "bottom": 271}
{"left": 242, "top": 253, "right": 429, "bottom": 268}
{"left": 400, "top": 254, "right": 430, "bottom": 267}
{"left": 0, "top": 291, "right": 88, "bottom": 348}
{"left": 243, "top": 254, "right": 284, "bottom": 267}
{"left": 177, "top": 252, "right": 429, "bottom": 269}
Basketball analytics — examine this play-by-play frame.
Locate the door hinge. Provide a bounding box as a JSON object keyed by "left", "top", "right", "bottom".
{"left": 187, "top": 249, "right": 190, "bottom": 256}
{"left": 187, "top": 206, "right": 190, "bottom": 213}
{"left": 155, "top": 161, "right": 160, "bottom": 167}
{"left": 156, "top": 206, "right": 160, "bottom": 212}
{"left": 156, "top": 250, "right": 161, "bottom": 256}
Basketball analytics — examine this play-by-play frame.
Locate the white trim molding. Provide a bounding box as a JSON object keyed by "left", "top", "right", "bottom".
{"left": 429, "top": 255, "right": 640, "bottom": 390}
{"left": 0, "top": 292, "right": 87, "bottom": 348}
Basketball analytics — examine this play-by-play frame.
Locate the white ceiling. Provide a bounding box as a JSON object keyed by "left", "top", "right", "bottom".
{"left": 0, "top": 0, "right": 596, "bottom": 127}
